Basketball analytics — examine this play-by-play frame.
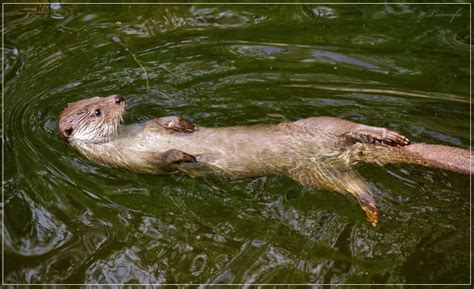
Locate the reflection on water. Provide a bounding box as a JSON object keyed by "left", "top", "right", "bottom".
{"left": 310, "top": 51, "right": 378, "bottom": 69}
{"left": 4, "top": 3, "right": 470, "bottom": 285}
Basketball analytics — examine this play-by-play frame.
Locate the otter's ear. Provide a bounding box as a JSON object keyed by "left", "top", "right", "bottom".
{"left": 61, "top": 127, "right": 73, "bottom": 142}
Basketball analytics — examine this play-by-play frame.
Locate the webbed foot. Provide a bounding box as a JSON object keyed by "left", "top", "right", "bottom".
{"left": 360, "top": 198, "right": 379, "bottom": 226}
{"left": 292, "top": 116, "right": 409, "bottom": 147}
{"left": 345, "top": 126, "right": 410, "bottom": 147}
{"left": 287, "top": 161, "right": 380, "bottom": 226}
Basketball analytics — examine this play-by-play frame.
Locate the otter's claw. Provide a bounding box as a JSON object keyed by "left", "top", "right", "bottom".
{"left": 382, "top": 129, "right": 410, "bottom": 147}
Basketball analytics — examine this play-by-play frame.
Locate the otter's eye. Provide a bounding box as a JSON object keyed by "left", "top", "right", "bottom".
{"left": 94, "top": 109, "right": 101, "bottom": 116}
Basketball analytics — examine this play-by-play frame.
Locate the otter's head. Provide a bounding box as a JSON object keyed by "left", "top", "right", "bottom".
{"left": 58, "top": 95, "right": 126, "bottom": 143}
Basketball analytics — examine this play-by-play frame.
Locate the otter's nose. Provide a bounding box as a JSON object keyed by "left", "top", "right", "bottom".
{"left": 114, "top": 95, "right": 125, "bottom": 104}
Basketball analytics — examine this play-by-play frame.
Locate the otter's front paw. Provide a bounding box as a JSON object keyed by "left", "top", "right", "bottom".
{"left": 153, "top": 149, "right": 197, "bottom": 166}
{"left": 157, "top": 116, "right": 195, "bottom": 133}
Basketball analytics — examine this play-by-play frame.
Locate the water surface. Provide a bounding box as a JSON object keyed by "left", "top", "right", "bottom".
{"left": 3, "top": 3, "right": 470, "bottom": 285}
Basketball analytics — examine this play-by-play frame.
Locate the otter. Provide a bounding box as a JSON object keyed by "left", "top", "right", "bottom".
{"left": 58, "top": 95, "right": 472, "bottom": 226}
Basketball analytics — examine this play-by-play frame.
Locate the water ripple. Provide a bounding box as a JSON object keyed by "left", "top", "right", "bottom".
{"left": 4, "top": 3, "right": 469, "bottom": 285}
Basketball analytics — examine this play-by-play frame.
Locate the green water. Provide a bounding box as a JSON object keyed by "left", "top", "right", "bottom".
{"left": 3, "top": 3, "right": 470, "bottom": 285}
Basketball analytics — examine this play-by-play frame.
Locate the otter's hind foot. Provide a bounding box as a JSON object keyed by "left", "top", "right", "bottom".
{"left": 344, "top": 126, "right": 410, "bottom": 147}
{"left": 292, "top": 116, "right": 409, "bottom": 147}
{"left": 359, "top": 197, "right": 379, "bottom": 226}
{"left": 287, "top": 163, "right": 379, "bottom": 226}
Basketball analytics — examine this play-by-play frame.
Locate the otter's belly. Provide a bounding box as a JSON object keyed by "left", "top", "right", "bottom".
{"left": 79, "top": 123, "right": 338, "bottom": 176}
{"left": 145, "top": 125, "right": 334, "bottom": 175}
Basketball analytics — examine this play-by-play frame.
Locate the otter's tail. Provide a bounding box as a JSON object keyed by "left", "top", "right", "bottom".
{"left": 402, "top": 143, "right": 472, "bottom": 175}
{"left": 353, "top": 143, "right": 472, "bottom": 175}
